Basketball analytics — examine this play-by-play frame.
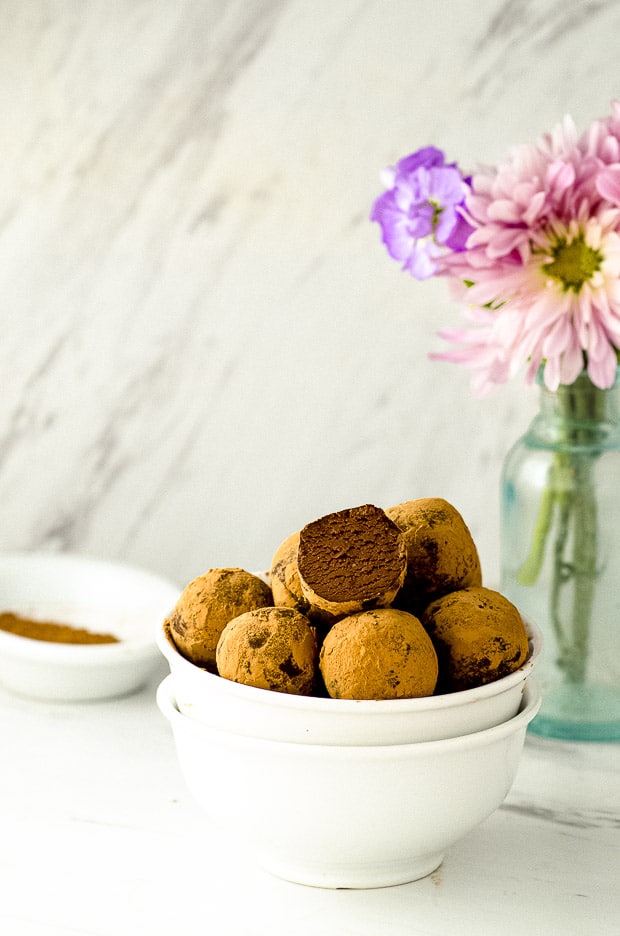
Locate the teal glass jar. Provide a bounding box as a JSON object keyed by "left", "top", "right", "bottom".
{"left": 500, "top": 367, "right": 620, "bottom": 741}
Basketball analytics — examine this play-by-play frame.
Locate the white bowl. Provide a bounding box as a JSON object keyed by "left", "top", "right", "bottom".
{"left": 156, "top": 616, "right": 541, "bottom": 744}
{"left": 0, "top": 553, "right": 179, "bottom": 701}
{"left": 157, "top": 675, "right": 541, "bottom": 888}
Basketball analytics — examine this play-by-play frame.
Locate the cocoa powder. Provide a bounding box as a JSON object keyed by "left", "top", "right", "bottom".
{"left": 0, "top": 611, "right": 119, "bottom": 645}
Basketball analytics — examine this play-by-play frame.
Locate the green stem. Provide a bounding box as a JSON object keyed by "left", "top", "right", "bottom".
{"left": 566, "top": 460, "right": 597, "bottom": 682}
{"left": 550, "top": 480, "right": 573, "bottom": 670}
{"left": 517, "top": 484, "right": 556, "bottom": 586}
{"left": 517, "top": 373, "right": 603, "bottom": 686}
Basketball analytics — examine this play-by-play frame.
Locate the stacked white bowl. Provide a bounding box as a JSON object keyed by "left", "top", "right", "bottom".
{"left": 156, "top": 616, "right": 541, "bottom": 889}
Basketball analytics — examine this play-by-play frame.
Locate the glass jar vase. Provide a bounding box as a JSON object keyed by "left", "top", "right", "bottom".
{"left": 500, "top": 367, "right": 620, "bottom": 741}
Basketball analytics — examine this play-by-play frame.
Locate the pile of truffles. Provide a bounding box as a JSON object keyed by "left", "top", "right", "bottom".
{"left": 164, "top": 498, "right": 530, "bottom": 700}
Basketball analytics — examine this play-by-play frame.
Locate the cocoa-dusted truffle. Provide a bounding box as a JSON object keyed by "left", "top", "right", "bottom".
{"left": 319, "top": 608, "right": 438, "bottom": 700}
{"left": 270, "top": 531, "right": 306, "bottom": 611}
{"left": 166, "top": 568, "right": 272, "bottom": 669}
{"left": 297, "top": 504, "right": 407, "bottom": 618}
{"left": 422, "top": 586, "right": 529, "bottom": 692}
{"left": 216, "top": 607, "right": 317, "bottom": 695}
{"left": 270, "top": 530, "right": 338, "bottom": 631}
{"left": 386, "top": 498, "right": 482, "bottom": 612}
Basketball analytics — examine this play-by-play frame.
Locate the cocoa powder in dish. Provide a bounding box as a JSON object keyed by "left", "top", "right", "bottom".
{"left": 0, "top": 611, "right": 119, "bottom": 645}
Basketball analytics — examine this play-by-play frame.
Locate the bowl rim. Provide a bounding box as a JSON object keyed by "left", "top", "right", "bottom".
{"left": 0, "top": 552, "right": 180, "bottom": 663}
{"left": 157, "top": 615, "right": 542, "bottom": 712}
{"left": 157, "top": 673, "right": 541, "bottom": 755}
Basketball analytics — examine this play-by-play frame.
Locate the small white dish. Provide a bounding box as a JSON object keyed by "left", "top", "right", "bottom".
{"left": 156, "top": 616, "right": 541, "bottom": 745}
{"left": 157, "top": 675, "right": 541, "bottom": 889}
{"left": 0, "top": 553, "right": 179, "bottom": 701}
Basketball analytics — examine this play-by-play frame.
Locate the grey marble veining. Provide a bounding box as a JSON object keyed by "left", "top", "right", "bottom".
{"left": 501, "top": 800, "right": 620, "bottom": 830}
{"left": 2, "top": 0, "right": 620, "bottom": 586}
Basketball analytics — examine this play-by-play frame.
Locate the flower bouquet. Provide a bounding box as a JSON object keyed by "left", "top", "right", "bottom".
{"left": 371, "top": 104, "right": 620, "bottom": 739}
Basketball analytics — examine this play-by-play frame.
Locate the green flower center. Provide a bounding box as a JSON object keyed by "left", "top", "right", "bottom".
{"left": 429, "top": 198, "right": 443, "bottom": 232}
{"left": 543, "top": 235, "right": 603, "bottom": 292}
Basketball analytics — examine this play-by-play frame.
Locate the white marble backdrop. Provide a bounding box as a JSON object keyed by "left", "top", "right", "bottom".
{"left": 2, "top": 0, "right": 619, "bottom": 587}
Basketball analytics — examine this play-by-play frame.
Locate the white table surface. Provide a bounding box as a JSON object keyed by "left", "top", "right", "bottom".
{"left": 1, "top": 658, "right": 618, "bottom": 936}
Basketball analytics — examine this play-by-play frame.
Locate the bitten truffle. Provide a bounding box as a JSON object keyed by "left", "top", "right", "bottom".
{"left": 269, "top": 530, "right": 338, "bottom": 630}
{"left": 216, "top": 607, "right": 317, "bottom": 695}
{"left": 166, "top": 568, "right": 272, "bottom": 668}
{"left": 297, "top": 504, "right": 407, "bottom": 618}
{"left": 422, "top": 586, "right": 529, "bottom": 692}
{"left": 386, "top": 497, "right": 482, "bottom": 612}
{"left": 319, "top": 608, "right": 438, "bottom": 700}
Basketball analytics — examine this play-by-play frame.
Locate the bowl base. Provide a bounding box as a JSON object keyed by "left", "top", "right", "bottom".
{"left": 256, "top": 851, "right": 444, "bottom": 889}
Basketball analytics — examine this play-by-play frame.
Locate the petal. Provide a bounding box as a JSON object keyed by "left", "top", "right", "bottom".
{"left": 486, "top": 227, "right": 528, "bottom": 258}
{"left": 587, "top": 340, "right": 618, "bottom": 387}
{"left": 371, "top": 198, "right": 416, "bottom": 262}
{"left": 465, "top": 194, "right": 491, "bottom": 222}
{"left": 404, "top": 241, "right": 441, "bottom": 280}
{"left": 512, "top": 182, "right": 537, "bottom": 205}
{"left": 395, "top": 147, "right": 446, "bottom": 176}
{"left": 542, "top": 313, "right": 572, "bottom": 356}
{"left": 429, "top": 166, "right": 468, "bottom": 205}
{"left": 522, "top": 190, "right": 548, "bottom": 226}
{"left": 543, "top": 357, "right": 561, "bottom": 391}
{"left": 486, "top": 200, "right": 523, "bottom": 223}
{"left": 370, "top": 189, "right": 396, "bottom": 224}
{"left": 444, "top": 212, "right": 475, "bottom": 251}
{"left": 546, "top": 160, "right": 575, "bottom": 194}
{"left": 526, "top": 355, "right": 543, "bottom": 383}
{"left": 379, "top": 166, "right": 396, "bottom": 189}
{"left": 559, "top": 339, "right": 586, "bottom": 385}
{"left": 588, "top": 316, "right": 608, "bottom": 358}
{"left": 596, "top": 165, "right": 620, "bottom": 203}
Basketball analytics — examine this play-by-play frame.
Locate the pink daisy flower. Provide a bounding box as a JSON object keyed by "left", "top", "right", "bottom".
{"left": 372, "top": 104, "right": 620, "bottom": 393}
{"left": 435, "top": 107, "right": 620, "bottom": 393}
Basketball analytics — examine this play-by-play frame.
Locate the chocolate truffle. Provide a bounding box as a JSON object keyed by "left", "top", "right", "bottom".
{"left": 319, "top": 608, "right": 438, "bottom": 700}
{"left": 270, "top": 530, "right": 338, "bottom": 632}
{"left": 386, "top": 497, "right": 482, "bottom": 612}
{"left": 422, "top": 586, "right": 529, "bottom": 692}
{"left": 297, "top": 504, "right": 407, "bottom": 617}
{"left": 166, "top": 568, "right": 272, "bottom": 668}
{"left": 270, "top": 531, "right": 305, "bottom": 610}
{"left": 216, "top": 607, "right": 317, "bottom": 695}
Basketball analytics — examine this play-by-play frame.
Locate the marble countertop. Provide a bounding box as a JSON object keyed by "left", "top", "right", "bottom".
{"left": 1, "top": 665, "right": 618, "bottom": 936}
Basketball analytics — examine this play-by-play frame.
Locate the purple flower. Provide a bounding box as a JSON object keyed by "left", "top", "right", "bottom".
{"left": 371, "top": 147, "right": 472, "bottom": 279}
